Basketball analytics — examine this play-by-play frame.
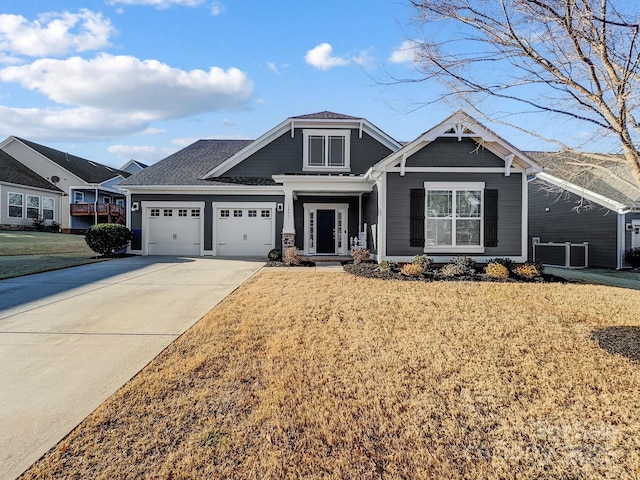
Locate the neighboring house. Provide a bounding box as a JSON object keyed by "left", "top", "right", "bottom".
{"left": 120, "top": 159, "right": 148, "bottom": 175}
{"left": 528, "top": 151, "right": 640, "bottom": 269}
{"left": 0, "top": 150, "right": 64, "bottom": 228}
{"left": 120, "top": 111, "right": 540, "bottom": 262}
{"left": 0, "top": 137, "right": 131, "bottom": 232}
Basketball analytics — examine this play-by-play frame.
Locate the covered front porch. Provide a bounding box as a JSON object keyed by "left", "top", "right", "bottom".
{"left": 273, "top": 175, "right": 375, "bottom": 256}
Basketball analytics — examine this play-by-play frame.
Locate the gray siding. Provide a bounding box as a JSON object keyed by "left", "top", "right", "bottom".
{"left": 362, "top": 186, "right": 378, "bottom": 254}
{"left": 386, "top": 172, "right": 523, "bottom": 257}
{"left": 130, "top": 194, "right": 284, "bottom": 252}
{"left": 225, "top": 129, "right": 393, "bottom": 177}
{"left": 528, "top": 179, "right": 618, "bottom": 268}
{"left": 293, "top": 196, "right": 359, "bottom": 250}
{"left": 406, "top": 137, "right": 505, "bottom": 168}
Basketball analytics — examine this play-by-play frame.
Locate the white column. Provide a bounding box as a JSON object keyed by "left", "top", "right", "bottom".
{"left": 283, "top": 188, "right": 295, "bottom": 234}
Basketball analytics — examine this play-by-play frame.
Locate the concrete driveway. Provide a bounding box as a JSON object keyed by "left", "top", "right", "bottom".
{"left": 0, "top": 256, "right": 263, "bottom": 479}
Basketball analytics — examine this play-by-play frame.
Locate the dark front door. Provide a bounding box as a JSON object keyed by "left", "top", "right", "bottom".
{"left": 317, "top": 209, "right": 335, "bottom": 253}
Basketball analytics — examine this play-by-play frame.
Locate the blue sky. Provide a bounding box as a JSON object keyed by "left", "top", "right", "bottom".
{"left": 0, "top": 0, "right": 598, "bottom": 168}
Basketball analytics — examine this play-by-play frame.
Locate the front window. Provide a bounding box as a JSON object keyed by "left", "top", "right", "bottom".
{"left": 9, "top": 193, "right": 23, "bottom": 218}
{"left": 303, "top": 129, "right": 350, "bottom": 171}
{"left": 74, "top": 192, "right": 84, "bottom": 203}
{"left": 425, "top": 182, "right": 484, "bottom": 251}
{"left": 26, "top": 195, "right": 40, "bottom": 219}
{"left": 42, "top": 197, "right": 55, "bottom": 220}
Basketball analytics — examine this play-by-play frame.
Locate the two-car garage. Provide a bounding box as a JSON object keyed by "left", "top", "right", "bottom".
{"left": 142, "top": 201, "right": 276, "bottom": 256}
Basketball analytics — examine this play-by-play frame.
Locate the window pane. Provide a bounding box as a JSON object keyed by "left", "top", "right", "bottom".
{"left": 43, "top": 198, "right": 54, "bottom": 210}
{"left": 328, "top": 136, "right": 345, "bottom": 166}
{"left": 9, "top": 193, "right": 22, "bottom": 206}
{"left": 308, "top": 136, "right": 325, "bottom": 166}
{"left": 456, "top": 219, "right": 481, "bottom": 245}
{"left": 426, "top": 218, "right": 451, "bottom": 246}
{"left": 43, "top": 209, "right": 54, "bottom": 220}
{"left": 427, "top": 191, "right": 451, "bottom": 217}
{"left": 9, "top": 205, "right": 22, "bottom": 217}
{"left": 457, "top": 190, "right": 481, "bottom": 218}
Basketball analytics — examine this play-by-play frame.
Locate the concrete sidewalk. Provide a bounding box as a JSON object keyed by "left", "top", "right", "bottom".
{"left": 0, "top": 256, "right": 263, "bottom": 480}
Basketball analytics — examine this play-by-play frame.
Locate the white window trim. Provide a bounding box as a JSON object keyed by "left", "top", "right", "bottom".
{"left": 103, "top": 196, "right": 112, "bottom": 204}
{"left": 74, "top": 191, "right": 85, "bottom": 203}
{"left": 8, "top": 192, "right": 24, "bottom": 218}
{"left": 42, "top": 196, "right": 55, "bottom": 220}
{"left": 302, "top": 129, "right": 351, "bottom": 172}
{"left": 26, "top": 194, "right": 40, "bottom": 219}
{"left": 424, "top": 181, "right": 485, "bottom": 254}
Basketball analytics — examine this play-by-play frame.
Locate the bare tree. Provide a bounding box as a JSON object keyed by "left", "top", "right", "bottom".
{"left": 406, "top": 0, "right": 640, "bottom": 184}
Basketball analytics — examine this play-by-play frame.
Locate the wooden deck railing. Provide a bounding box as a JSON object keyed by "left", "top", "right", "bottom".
{"left": 70, "top": 203, "right": 126, "bottom": 223}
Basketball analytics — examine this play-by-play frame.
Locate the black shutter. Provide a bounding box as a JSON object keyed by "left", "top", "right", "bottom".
{"left": 410, "top": 189, "right": 425, "bottom": 247}
{"left": 484, "top": 189, "right": 498, "bottom": 248}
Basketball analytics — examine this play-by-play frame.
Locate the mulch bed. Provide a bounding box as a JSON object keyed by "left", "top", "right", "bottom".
{"left": 344, "top": 261, "right": 567, "bottom": 283}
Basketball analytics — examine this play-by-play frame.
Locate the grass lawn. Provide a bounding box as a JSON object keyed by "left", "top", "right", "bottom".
{"left": 0, "top": 231, "right": 101, "bottom": 279}
{"left": 22, "top": 272, "right": 640, "bottom": 479}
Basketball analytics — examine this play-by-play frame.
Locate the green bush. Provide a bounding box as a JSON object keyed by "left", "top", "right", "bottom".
{"left": 440, "top": 263, "right": 465, "bottom": 277}
{"left": 85, "top": 223, "right": 133, "bottom": 256}
{"left": 378, "top": 260, "right": 397, "bottom": 273}
{"left": 268, "top": 248, "right": 282, "bottom": 261}
{"left": 452, "top": 256, "right": 476, "bottom": 274}
{"left": 623, "top": 248, "right": 640, "bottom": 269}
{"left": 411, "top": 254, "right": 434, "bottom": 272}
{"left": 32, "top": 216, "right": 46, "bottom": 232}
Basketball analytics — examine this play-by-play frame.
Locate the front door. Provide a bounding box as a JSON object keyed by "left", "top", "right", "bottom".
{"left": 317, "top": 209, "right": 335, "bottom": 253}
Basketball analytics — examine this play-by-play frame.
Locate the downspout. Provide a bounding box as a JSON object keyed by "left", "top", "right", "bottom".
{"left": 94, "top": 187, "right": 98, "bottom": 226}
{"left": 617, "top": 213, "right": 625, "bottom": 269}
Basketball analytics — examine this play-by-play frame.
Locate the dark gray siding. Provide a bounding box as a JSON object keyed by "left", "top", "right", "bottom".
{"left": 293, "top": 196, "right": 359, "bottom": 250}
{"left": 225, "top": 129, "right": 393, "bottom": 177}
{"left": 406, "top": 137, "right": 505, "bottom": 168}
{"left": 386, "top": 172, "right": 523, "bottom": 257}
{"left": 362, "top": 186, "right": 378, "bottom": 254}
{"left": 528, "top": 179, "right": 618, "bottom": 268}
{"left": 130, "top": 194, "right": 284, "bottom": 252}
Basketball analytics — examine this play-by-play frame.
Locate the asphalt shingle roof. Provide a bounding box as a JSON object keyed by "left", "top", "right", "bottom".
{"left": 528, "top": 151, "right": 640, "bottom": 206}
{"left": 291, "top": 111, "right": 361, "bottom": 120}
{"left": 120, "top": 139, "right": 253, "bottom": 186}
{"left": 0, "top": 150, "right": 63, "bottom": 192}
{"left": 15, "top": 137, "right": 130, "bottom": 184}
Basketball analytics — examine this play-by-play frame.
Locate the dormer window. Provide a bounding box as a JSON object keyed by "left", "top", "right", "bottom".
{"left": 303, "top": 129, "right": 350, "bottom": 171}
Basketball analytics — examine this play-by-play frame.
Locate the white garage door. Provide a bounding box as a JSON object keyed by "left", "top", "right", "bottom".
{"left": 216, "top": 206, "right": 274, "bottom": 256}
{"left": 147, "top": 207, "right": 201, "bottom": 255}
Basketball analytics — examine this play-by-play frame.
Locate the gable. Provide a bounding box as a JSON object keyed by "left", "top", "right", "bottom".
{"left": 0, "top": 150, "right": 62, "bottom": 192}
{"left": 406, "top": 137, "right": 505, "bottom": 168}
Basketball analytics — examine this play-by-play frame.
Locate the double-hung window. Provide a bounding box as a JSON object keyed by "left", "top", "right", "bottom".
{"left": 303, "top": 129, "right": 350, "bottom": 171}
{"left": 26, "top": 195, "right": 40, "bottom": 219}
{"left": 424, "top": 182, "right": 484, "bottom": 252}
{"left": 8, "top": 193, "right": 23, "bottom": 218}
{"left": 42, "top": 197, "right": 55, "bottom": 220}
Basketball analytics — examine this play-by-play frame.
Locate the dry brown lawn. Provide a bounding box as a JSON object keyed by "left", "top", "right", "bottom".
{"left": 22, "top": 272, "right": 640, "bottom": 479}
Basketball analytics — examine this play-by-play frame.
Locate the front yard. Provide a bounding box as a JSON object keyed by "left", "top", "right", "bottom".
{"left": 22, "top": 272, "right": 640, "bottom": 479}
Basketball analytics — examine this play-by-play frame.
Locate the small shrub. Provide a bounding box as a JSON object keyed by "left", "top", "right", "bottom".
{"left": 411, "top": 254, "right": 434, "bottom": 272}
{"left": 267, "top": 248, "right": 282, "bottom": 261}
{"left": 351, "top": 247, "right": 371, "bottom": 264}
{"left": 378, "top": 260, "right": 397, "bottom": 273}
{"left": 46, "top": 221, "right": 61, "bottom": 233}
{"left": 514, "top": 263, "right": 541, "bottom": 278}
{"left": 32, "top": 216, "right": 46, "bottom": 231}
{"left": 485, "top": 262, "right": 510, "bottom": 279}
{"left": 283, "top": 246, "right": 301, "bottom": 266}
{"left": 401, "top": 263, "right": 423, "bottom": 277}
{"left": 452, "top": 256, "right": 476, "bottom": 274}
{"left": 623, "top": 248, "right": 640, "bottom": 269}
{"left": 440, "top": 263, "right": 465, "bottom": 277}
{"left": 487, "top": 257, "right": 515, "bottom": 272}
{"left": 85, "top": 223, "right": 133, "bottom": 256}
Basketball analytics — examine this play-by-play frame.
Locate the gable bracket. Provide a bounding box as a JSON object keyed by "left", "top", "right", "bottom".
{"left": 504, "top": 154, "right": 514, "bottom": 177}
{"left": 400, "top": 153, "right": 407, "bottom": 176}
{"left": 359, "top": 121, "right": 363, "bottom": 139}
{"left": 290, "top": 121, "right": 295, "bottom": 138}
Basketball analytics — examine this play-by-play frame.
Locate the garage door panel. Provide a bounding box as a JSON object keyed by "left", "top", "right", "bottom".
{"left": 216, "top": 207, "right": 274, "bottom": 256}
{"left": 147, "top": 208, "right": 201, "bottom": 256}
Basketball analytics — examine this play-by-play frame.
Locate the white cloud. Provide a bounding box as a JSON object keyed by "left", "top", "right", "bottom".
{"left": 389, "top": 40, "right": 421, "bottom": 64}
{"left": 107, "top": 144, "right": 173, "bottom": 162}
{"left": 222, "top": 118, "right": 234, "bottom": 126}
{"left": 142, "top": 127, "right": 166, "bottom": 135}
{"left": 210, "top": 2, "right": 225, "bottom": 15}
{"left": 305, "top": 43, "right": 349, "bottom": 70}
{"left": 352, "top": 49, "right": 376, "bottom": 69}
{"left": 0, "top": 9, "right": 114, "bottom": 58}
{"left": 107, "top": 0, "right": 204, "bottom": 8}
{"left": 267, "top": 61, "right": 278, "bottom": 73}
{"left": 0, "top": 54, "right": 254, "bottom": 118}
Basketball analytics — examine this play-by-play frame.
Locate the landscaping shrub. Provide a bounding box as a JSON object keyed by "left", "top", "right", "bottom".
{"left": 350, "top": 247, "right": 370, "bottom": 264}
{"left": 411, "top": 254, "right": 434, "bottom": 272}
{"left": 440, "top": 263, "right": 465, "bottom": 277}
{"left": 85, "top": 223, "right": 133, "bottom": 256}
{"left": 485, "top": 262, "right": 510, "bottom": 279}
{"left": 487, "top": 257, "right": 514, "bottom": 272}
{"left": 46, "top": 221, "right": 61, "bottom": 233}
{"left": 283, "top": 246, "right": 301, "bottom": 266}
{"left": 451, "top": 256, "right": 476, "bottom": 274}
{"left": 378, "top": 260, "right": 397, "bottom": 273}
{"left": 623, "top": 247, "right": 640, "bottom": 269}
{"left": 400, "top": 263, "right": 423, "bottom": 277}
{"left": 267, "top": 248, "right": 282, "bottom": 261}
{"left": 32, "top": 216, "right": 46, "bottom": 232}
{"left": 514, "top": 263, "right": 541, "bottom": 279}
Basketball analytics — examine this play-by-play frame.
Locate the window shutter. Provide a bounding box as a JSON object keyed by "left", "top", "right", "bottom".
{"left": 410, "top": 189, "right": 425, "bottom": 247}
{"left": 484, "top": 189, "right": 498, "bottom": 248}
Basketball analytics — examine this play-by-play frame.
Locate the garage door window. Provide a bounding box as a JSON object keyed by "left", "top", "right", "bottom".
{"left": 220, "top": 209, "right": 229, "bottom": 218}
{"left": 261, "top": 210, "right": 271, "bottom": 218}
{"left": 191, "top": 209, "right": 200, "bottom": 217}
{"left": 178, "top": 209, "right": 188, "bottom": 217}
{"left": 234, "top": 210, "right": 243, "bottom": 217}
{"left": 163, "top": 209, "right": 172, "bottom": 217}
{"left": 150, "top": 209, "right": 160, "bottom": 217}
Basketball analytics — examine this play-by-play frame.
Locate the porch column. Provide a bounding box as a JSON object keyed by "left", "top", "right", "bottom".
{"left": 282, "top": 187, "right": 295, "bottom": 250}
